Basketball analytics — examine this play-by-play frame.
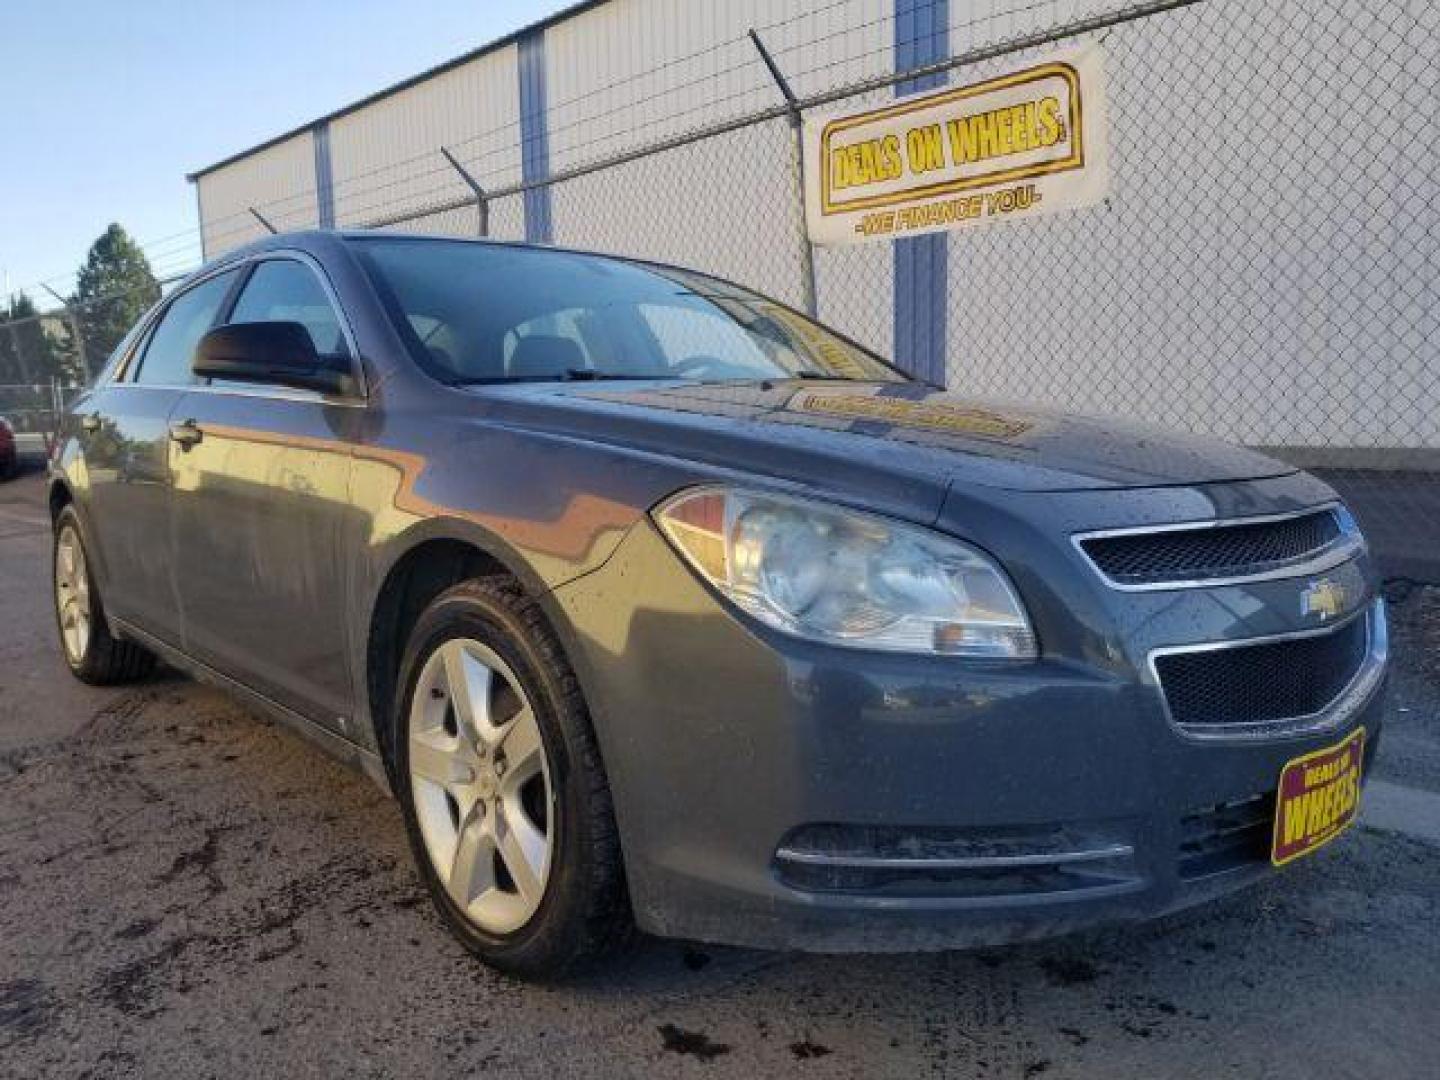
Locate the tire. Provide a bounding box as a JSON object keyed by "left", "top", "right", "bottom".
{"left": 53, "top": 506, "right": 156, "bottom": 685}
{"left": 393, "top": 576, "right": 631, "bottom": 977}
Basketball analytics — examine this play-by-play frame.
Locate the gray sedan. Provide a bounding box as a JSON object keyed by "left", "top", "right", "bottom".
{"left": 48, "top": 232, "right": 1387, "bottom": 976}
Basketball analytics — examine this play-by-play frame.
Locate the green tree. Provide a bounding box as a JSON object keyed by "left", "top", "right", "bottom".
{"left": 0, "top": 292, "right": 62, "bottom": 384}
{"left": 73, "top": 223, "right": 160, "bottom": 377}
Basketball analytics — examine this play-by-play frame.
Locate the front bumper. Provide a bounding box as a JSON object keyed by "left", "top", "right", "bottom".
{"left": 550, "top": 481, "right": 1388, "bottom": 952}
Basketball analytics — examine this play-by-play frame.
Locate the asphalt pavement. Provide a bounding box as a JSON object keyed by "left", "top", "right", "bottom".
{"left": 2, "top": 460, "right": 1438, "bottom": 1079}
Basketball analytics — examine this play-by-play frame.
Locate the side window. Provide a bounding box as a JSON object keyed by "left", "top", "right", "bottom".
{"left": 131, "top": 270, "right": 239, "bottom": 386}
{"left": 229, "top": 260, "right": 347, "bottom": 358}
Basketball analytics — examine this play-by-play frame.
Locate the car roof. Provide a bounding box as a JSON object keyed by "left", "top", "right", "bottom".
{"left": 189, "top": 230, "right": 716, "bottom": 293}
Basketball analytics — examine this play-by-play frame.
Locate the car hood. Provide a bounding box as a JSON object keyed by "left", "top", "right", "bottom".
{"left": 471, "top": 380, "right": 1294, "bottom": 495}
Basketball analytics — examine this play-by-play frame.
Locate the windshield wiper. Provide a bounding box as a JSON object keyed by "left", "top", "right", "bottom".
{"left": 558, "top": 369, "right": 677, "bottom": 382}
{"left": 450, "top": 370, "right": 678, "bottom": 386}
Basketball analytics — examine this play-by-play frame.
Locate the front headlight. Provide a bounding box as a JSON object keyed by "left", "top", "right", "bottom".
{"left": 654, "top": 487, "right": 1036, "bottom": 658}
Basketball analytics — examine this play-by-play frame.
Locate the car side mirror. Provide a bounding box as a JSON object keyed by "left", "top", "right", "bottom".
{"left": 192, "top": 321, "right": 351, "bottom": 396}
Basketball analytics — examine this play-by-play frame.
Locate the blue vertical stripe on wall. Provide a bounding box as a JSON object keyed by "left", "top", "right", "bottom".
{"left": 518, "top": 29, "right": 553, "bottom": 243}
{"left": 893, "top": 0, "right": 948, "bottom": 385}
{"left": 313, "top": 122, "right": 335, "bottom": 229}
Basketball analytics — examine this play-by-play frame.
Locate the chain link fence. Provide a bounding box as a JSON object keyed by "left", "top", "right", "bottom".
{"left": 885, "top": 0, "right": 1436, "bottom": 584}
{"left": 0, "top": 383, "right": 62, "bottom": 438}
{"left": 2, "top": 307, "right": 84, "bottom": 460}
{"left": 4, "top": 0, "right": 1435, "bottom": 582}
{"left": 0, "top": 280, "right": 169, "bottom": 458}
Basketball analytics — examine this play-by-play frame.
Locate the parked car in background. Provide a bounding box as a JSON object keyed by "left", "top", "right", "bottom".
{"left": 46, "top": 232, "right": 1388, "bottom": 977}
{"left": 0, "top": 415, "right": 16, "bottom": 479}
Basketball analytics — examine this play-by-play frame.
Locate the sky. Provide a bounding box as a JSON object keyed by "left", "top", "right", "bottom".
{"left": 0, "top": 0, "right": 575, "bottom": 309}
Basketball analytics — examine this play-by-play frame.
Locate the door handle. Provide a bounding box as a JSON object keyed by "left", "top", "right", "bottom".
{"left": 168, "top": 420, "right": 204, "bottom": 450}
{"left": 81, "top": 413, "right": 101, "bottom": 433}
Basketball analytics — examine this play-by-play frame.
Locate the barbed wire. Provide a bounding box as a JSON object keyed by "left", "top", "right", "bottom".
{"left": 214, "top": 0, "right": 1181, "bottom": 247}
{"left": 13, "top": 0, "right": 1097, "bottom": 303}
{"left": 8, "top": 0, "right": 1081, "bottom": 301}
{"left": 255, "top": 0, "right": 1156, "bottom": 240}
{"left": 343, "top": 0, "right": 1191, "bottom": 231}
{"left": 2, "top": 0, "right": 1200, "bottom": 330}
{"left": 9, "top": 0, "right": 1203, "bottom": 333}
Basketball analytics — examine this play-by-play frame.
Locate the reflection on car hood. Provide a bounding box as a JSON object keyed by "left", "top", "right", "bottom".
{"left": 472, "top": 380, "right": 1295, "bottom": 493}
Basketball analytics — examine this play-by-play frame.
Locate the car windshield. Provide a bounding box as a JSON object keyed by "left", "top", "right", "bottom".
{"left": 350, "top": 236, "right": 905, "bottom": 385}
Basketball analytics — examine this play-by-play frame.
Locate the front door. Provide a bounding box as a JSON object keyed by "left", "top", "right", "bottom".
{"left": 80, "top": 268, "right": 242, "bottom": 643}
{"left": 168, "top": 257, "right": 360, "bottom": 729}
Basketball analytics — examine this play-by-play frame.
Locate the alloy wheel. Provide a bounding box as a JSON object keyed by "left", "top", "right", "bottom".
{"left": 55, "top": 525, "right": 92, "bottom": 664}
{"left": 408, "top": 638, "right": 555, "bottom": 934}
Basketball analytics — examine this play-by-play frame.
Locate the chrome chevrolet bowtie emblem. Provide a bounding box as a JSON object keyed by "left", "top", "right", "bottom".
{"left": 1301, "top": 578, "right": 1347, "bottom": 621}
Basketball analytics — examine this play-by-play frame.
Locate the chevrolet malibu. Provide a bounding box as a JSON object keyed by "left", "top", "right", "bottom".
{"left": 48, "top": 231, "right": 1387, "bottom": 976}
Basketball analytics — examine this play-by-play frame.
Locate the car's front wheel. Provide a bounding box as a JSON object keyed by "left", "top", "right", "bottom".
{"left": 52, "top": 506, "right": 156, "bottom": 684}
{"left": 394, "top": 577, "right": 631, "bottom": 977}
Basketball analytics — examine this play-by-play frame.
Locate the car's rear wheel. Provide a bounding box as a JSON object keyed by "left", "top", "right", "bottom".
{"left": 53, "top": 507, "right": 156, "bottom": 684}
{"left": 394, "top": 577, "right": 631, "bottom": 977}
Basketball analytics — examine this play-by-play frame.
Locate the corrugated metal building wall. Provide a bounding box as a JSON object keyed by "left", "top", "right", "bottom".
{"left": 329, "top": 45, "right": 523, "bottom": 237}
{"left": 196, "top": 132, "right": 316, "bottom": 257}
{"left": 188, "top": 0, "right": 1438, "bottom": 454}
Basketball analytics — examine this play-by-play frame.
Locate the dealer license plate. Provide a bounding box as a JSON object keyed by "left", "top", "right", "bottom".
{"left": 1271, "top": 727, "right": 1365, "bottom": 866}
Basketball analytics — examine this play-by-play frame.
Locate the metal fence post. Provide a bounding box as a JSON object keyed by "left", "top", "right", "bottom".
{"left": 70, "top": 309, "right": 92, "bottom": 380}
{"left": 48, "top": 376, "right": 62, "bottom": 457}
{"left": 441, "top": 147, "right": 490, "bottom": 237}
{"left": 749, "top": 28, "right": 818, "bottom": 318}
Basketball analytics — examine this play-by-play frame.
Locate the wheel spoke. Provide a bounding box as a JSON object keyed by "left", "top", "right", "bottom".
{"left": 497, "top": 808, "right": 545, "bottom": 906}
{"left": 409, "top": 729, "right": 461, "bottom": 787}
{"left": 447, "top": 810, "right": 495, "bottom": 909}
{"left": 499, "top": 707, "right": 545, "bottom": 785}
{"left": 442, "top": 641, "right": 494, "bottom": 744}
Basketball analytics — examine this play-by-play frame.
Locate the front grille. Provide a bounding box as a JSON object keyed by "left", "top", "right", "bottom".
{"left": 1081, "top": 509, "right": 1342, "bottom": 586}
{"left": 1155, "top": 615, "right": 1368, "bottom": 735}
{"left": 773, "top": 823, "right": 1139, "bottom": 899}
{"left": 1178, "top": 793, "right": 1274, "bottom": 879}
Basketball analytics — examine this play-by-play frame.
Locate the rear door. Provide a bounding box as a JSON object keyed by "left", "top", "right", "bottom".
{"left": 168, "top": 256, "right": 361, "bottom": 729}
{"left": 79, "top": 268, "right": 241, "bottom": 643}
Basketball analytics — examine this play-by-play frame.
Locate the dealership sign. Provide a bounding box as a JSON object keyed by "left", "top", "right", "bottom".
{"left": 803, "top": 45, "right": 1109, "bottom": 246}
